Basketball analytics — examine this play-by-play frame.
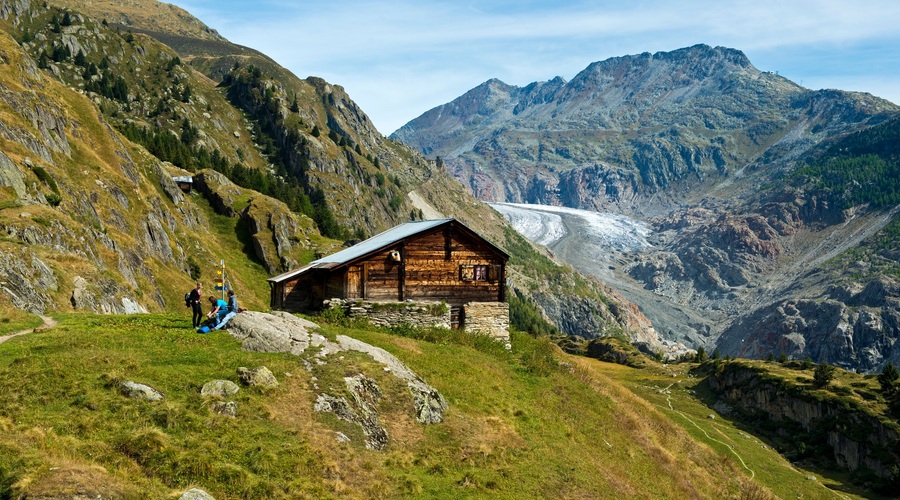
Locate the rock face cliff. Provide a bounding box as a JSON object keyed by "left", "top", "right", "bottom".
{"left": 704, "top": 362, "right": 899, "bottom": 482}
{"left": 394, "top": 43, "right": 900, "bottom": 371}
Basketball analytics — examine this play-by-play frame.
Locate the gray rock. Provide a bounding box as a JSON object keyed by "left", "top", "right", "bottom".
{"left": 70, "top": 275, "right": 94, "bottom": 311}
{"left": 237, "top": 366, "right": 278, "bottom": 389}
{"left": 227, "top": 311, "right": 318, "bottom": 354}
{"left": 228, "top": 311, "right": 447, "bottom": 424}
{"left": 211, "top": 401, "right": 237, "bottom": 418}
{"left": 200, "top": 380, "right": 240, "bottom": 397}
{"left": 119, "top": 381, "right": 163, "bottom": 402}
{"left": 155, "top": 162, "right": 185, "bottom": 205}
{"left": 180, "top": 488, "right": 215, "bottom": 500}
{"left": 314, "top": 374, "right": 389, "bottom": 451}
{"left": 0, "top": 151, "right": 28, "bottom": 200}
{"left": 337, "top": 335, "right": 447, "bottom": 424}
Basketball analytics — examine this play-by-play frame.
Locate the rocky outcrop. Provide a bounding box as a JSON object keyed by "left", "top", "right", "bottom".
{"left": 69, "top": 275, "right": 149, "bottom": 315}
{"left": 227, "top": 311, "right": 447, "bottom": 427}
{"left": 705, "top": 362, "right": 900, "bottom": 479}
{"left": 717, "top": 277, "right": 900, "bottom": 372}
{"left": 336, "top": 334, "right": 448, "bottom": 425}
{"left": 193, "top": 170, "right": 244, "bottom": 217}
{"left": 315, "top": 374, "right": 389, "bottom": 451}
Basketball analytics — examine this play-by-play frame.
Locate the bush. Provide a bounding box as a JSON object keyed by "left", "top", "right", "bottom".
{"left": 878, "top": 362, "right": 899, "bottom": 395}
{"left": 187, "top": 256, "right": 201, "bottom": 281}
{"left": 813, "top": 363, "right": 836, "bottom": 388}
{"left": 512, "top": 330, "right": 558, "bottom": 376}
{"left": 32, "top": 166, "right": 60, "bottom": 194}
{"left": 44, "top": 193, "right": 62, "bottom": 206}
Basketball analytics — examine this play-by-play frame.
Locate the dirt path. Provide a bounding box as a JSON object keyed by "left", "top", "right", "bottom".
{"left": 0, "top": 315, "right": 57, "bottom": 344}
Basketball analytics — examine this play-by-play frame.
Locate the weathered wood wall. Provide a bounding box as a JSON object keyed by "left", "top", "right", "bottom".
{"left": 272, "top": 222, "right": 507, "bottom": 311}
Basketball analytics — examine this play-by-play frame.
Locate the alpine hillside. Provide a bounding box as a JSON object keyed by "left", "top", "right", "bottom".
{"left": 392, "top": 44, "right": 900, "bottom": 373}
{"left": 0, "top": 0, "right": 662, "bottom": 350}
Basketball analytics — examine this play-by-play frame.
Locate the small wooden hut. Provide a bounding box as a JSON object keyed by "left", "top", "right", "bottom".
{"left": 267, "top": 218, "right": 508, "bottom": 328}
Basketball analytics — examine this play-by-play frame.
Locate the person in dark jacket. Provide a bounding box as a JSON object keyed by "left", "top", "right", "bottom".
{"left": 188, "top": 282, "right": 203, "bottom": 328}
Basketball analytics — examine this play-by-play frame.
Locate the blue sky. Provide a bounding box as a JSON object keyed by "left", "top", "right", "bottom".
{"left": 168, "top": 0, "right": 900, "bottom": 135}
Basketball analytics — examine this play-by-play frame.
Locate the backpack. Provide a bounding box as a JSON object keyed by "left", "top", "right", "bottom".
{"left": 185, "top": 292, "right": 191, "bottom": 307}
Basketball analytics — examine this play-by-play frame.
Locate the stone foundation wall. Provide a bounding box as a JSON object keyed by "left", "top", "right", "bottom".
{"left": 463, "top": 302, "right": 510, "bottom": 345}
{"left": 325, "top": 299, "right": 451, "bottom": 329}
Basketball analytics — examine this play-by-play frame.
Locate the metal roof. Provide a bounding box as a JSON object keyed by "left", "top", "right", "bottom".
{"left": 318, "top": 218, "right": 452, "bottom": 264}
{"left": 268, "top": 219, "right": 454, "bottom": 283}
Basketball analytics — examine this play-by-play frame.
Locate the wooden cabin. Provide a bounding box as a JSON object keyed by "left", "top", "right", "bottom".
{"left": 267, "top": 219, "right": 508, "bottom": 327}
{"left": 172, "top": 175, "right": 193, "bottom": 193}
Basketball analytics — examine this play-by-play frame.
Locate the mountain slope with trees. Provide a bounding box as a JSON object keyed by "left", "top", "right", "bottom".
{"left": 0, "top": 0, "right": 660, "bottom": 350}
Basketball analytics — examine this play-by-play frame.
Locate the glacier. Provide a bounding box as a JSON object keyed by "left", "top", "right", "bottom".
{"left": 490, "top": 202, "right": 652, "bottom": 252}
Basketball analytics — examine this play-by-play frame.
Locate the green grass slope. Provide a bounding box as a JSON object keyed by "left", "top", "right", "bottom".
{"left": 1, "top": 314, "right": 769, "bottom": 499}
{"left": 598, "top": 360, "right": 878, "bottom": 499}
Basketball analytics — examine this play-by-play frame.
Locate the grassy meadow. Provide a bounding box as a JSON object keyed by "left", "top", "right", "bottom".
{"left": 0, "top": 312, "right": 878, "bottom": 499}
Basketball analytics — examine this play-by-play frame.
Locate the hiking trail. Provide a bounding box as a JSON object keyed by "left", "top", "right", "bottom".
{"left": 0, "top": 316, "right": 56, "bottom": 344}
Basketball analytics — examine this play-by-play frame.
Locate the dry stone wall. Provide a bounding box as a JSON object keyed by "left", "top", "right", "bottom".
{"left": 325, "top": 299, "right": 451, "bottom": 329}
{"left": 463, "top": 301, "right": 510, "bottom": 345}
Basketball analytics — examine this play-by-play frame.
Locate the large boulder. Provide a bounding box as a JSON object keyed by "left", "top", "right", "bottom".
{"left": 210, "top": 401, "right": 237, "bottom": 418}
{"left": 226, "top": 311, "right": 447, "bottom": 426}
{"left": 227, "top": 311, "right": 321, "bottom": 354}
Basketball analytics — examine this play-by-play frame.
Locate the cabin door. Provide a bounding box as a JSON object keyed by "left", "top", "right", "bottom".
{"left": 346, "top": 265, "right": 366, "bottom": 299}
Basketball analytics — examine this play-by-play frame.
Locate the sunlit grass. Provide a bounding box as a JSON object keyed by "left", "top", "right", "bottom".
{"left": 595, "top": 358, "right": 877, "bottom": 499}
{"left": 0, "top": 314, "right": 771, "bottom": 499}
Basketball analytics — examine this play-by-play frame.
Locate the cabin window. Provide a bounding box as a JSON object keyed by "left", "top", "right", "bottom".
{"left": 460, "top": 264, "right": 491, "bottom": 282}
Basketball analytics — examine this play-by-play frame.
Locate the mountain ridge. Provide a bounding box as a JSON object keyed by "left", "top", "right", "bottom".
{"left": 394, "top": 43, "right": 900, "bottom": 372}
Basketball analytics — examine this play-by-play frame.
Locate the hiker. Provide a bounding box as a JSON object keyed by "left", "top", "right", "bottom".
{"left": 188, "top": 282, "right": 203, "bottom": 328}
{"left": 206, "top": 295, "right": 228, "bottom": 327}
{"left": 213, "top": 289, "right": 239, "bottom": 330}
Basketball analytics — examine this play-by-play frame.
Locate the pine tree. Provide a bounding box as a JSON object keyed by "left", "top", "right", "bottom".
{"left": 813, "top": 363, "right": 836, "bottom": 388}
{"left": 879, "top": 362, "right": 900, "bottom": 395}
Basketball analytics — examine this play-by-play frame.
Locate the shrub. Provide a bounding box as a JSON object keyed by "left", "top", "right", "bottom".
{"left": 187, "top": 256, "right": 201, "bottom": 281}
{"left": 878, "top": 362, "right": 899, "bottom": 395}
{"left": 813, "top": 363, "right": 836, "bottom": 388}
{"left": 44, "top": 193, "right": 62, "bottom": 206}
{"left": 318, "top": 305, "right": 348, "bottom": 324}
{"left": 32, "top": 166, "right": 60, "bottom": 194}
{"left": 513, "top": 331, "right": 558, "bottom": 376}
